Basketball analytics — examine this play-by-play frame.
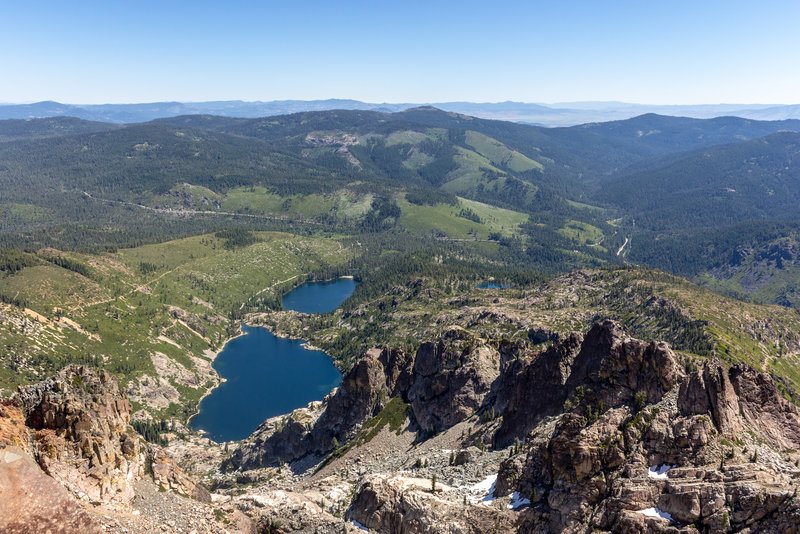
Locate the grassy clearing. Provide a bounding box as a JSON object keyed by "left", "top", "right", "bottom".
{"left": 397, "top": 197, "right": 527, "bottom": 240}
{"left": 464, "top": 130, "right": 543, "bottom": 172}
{"left": 566, "top": 199, "right": 607, "bottom": 212}
{"left": 458, "top": 198, "right": 528, "bottom": 235}
{"left": 218, "top": 186, "right": 373, "bottom": 222}
{"left": 558, "top": 220, "right": 605, "bottom": 247}
{"left": 385, "top": 130, "right": 431, "bottom": 147}
{"left": 402, "top": 147, "right": 435, "bottom": 170}
{"left": 0, "top": 203, "right": 54, "bottom": 227}
{"left": 0, "top": 232, "right": 352, "bottom": 417}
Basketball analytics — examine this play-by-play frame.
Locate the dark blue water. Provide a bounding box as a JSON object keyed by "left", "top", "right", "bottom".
{"left": 190, "top": 278, "right": 356, "bottom": 442}
{"left": 477, "top": 282, "right": 511, "bottom": 289}
{"left": 282, "top": 278, "right": 356, "bottom": 313}
{"left": 190, "top": 325, "right": 342, "bottom": 442}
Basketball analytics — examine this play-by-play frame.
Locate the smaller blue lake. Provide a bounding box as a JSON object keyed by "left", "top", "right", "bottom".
{"left": 477, "top": 282, "right": 511, "bottom": 289}
{"left": 189, "top": 278, "right": 355, "bottom": 442}
{"left": 282, "top": 277, "right": 356, "bottom": 314}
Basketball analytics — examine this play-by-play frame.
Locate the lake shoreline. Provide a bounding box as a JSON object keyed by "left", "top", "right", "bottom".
{"left": 186, "top": 326, "right": 245, "bottom": 435}
{"left": 188, "top": 278, "right": 355, "bottom": 442}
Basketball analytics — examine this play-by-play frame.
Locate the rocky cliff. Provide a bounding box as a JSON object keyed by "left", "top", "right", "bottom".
{"left": 0, "top": 365, "right": 217, "bottom": 533}
{"left": 232, "top": 320, "right": 800, "bottom": 534}
{"left": 225, "top": 326, "right": 500, "bottom": 471}
{"left": 489, "top": 321, "right": 800, "bottom": 533}
{"left": 7, "top": 320, "right": 800, "bottom": 533}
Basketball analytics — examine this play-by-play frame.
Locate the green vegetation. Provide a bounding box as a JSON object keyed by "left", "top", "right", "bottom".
{"left": 318, "top": 397, "right": 409, "bottom": 470}
{"left": 4, "top": 107, "right": 800, "bottom": 419}
{"left": 0, "top": 231, "right": 351, "bottom": 413}
{"left": 396, "top": 197, "right": 527, "bottom": 240}
{"left": 261, "top": 265, "right": 800, "bottom": 401}
{"left": 464, "top": 130, "right": 543, "bottom": 173}
{"left": 132, "top": 420, "right": 170, "bottom": 446}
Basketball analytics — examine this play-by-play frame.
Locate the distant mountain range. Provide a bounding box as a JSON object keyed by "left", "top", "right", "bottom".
{"left": 2, "top": 99, "right": 800, "bottom": 126}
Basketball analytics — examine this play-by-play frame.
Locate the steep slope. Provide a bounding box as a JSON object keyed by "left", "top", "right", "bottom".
{"left": 599, "top": 131, "right": 800, "bottom": 232}
{"left": 0, "top": 365, "right": 243, "bottom": 534}
{"left": 218, "top": 321, "right": 800, "bottom": 533}
{"left": 576, "top": 113, "right": 800, "bottom": 156}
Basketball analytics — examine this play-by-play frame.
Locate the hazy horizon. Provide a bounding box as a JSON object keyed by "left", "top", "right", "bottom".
{"left": 2, "top": 1, "right": 799, "bottom": 105}
{"left": 1, "top": 98, "right": 795, "bottom": 107}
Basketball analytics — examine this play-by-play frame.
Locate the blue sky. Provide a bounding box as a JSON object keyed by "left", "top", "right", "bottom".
{"left": 2, "top": 1, "right": 798, "bottom": 104}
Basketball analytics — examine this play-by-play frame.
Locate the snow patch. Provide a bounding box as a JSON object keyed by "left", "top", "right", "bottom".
{"left": 637, "top": 507, "right": 674, "bottom": 521}
{"left": 350, "top": 519, "right": 369, "bottom": 532}
{"left": 647, "top": 464, "right": 676, "bottom": 479}
{"left": 507, "top": 491, "right": 530, "bottom": 509}
{"left": 468, "top": 474, "right": 498, "bottom": 504}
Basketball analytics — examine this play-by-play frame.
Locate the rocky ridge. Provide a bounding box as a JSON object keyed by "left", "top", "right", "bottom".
{"left": 225, "top": 326, "right": 499, "bottom": 471}
{"left": 220, "top": 320, "right": 800, "bottom": 533}
{"left": 0, "top": 365, "right": 238, "bottom": 533}
{"left": 4, "top": 319, "right": 800, "bottom": 533}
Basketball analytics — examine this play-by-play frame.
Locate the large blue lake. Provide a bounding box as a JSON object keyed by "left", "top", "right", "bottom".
{"left": 189, "top": 278, "right": 355, "bottom": 442}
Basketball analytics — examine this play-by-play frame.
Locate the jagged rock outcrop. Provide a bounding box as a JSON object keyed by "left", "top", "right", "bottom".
{"left": 489, "top": 321, "right": 800, "bottom": 533}
{"left": 348, "top": 474, "right": 518, "bottom": 534}
{"left": 678, "top": 358, "right": 742, "bottom": 436}
{"left": 227, "top": 328, "right": 504, "bottom": 470}
{"left": 407, "top": 326, "right": 500, "bottom": 434}
{"left": 224, "top": 319, "right": 800, "bottom": 533}
{"left": 3, "top": 364, "right": 208, "bottom": 509}
{"left": 495, "top": 332, "right": 583, "bottom": 445}
{"left": 496, "top": 320, "right": 680, "bottom": 447}
{"left": 226, "top": 347, "right": 400, "bottom": 469}
{"left": 15, "top": 365, "right": 143, "bottom": 503}
{"left": 729, "top": 363, "right": 800, "bottom": 448}
{"left": 151, "top": 447, "right": 212, "bottom": 502}
{"left": 379, "top": 345, "right": 415, "bottom": 397}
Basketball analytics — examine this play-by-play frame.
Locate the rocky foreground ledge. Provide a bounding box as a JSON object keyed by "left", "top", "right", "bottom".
{"left": 0, "top": 365, "right": 252, "bottom": 533}
{"left": 222, "top": 320, "right": 800, "bottom": 533}
{"left": 3, "top": 320, "right": 800, "bottom": 533}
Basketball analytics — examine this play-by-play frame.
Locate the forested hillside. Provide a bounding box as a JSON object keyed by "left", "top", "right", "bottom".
{"left": 2, "top": 107, "right": 800, "bottom": 306}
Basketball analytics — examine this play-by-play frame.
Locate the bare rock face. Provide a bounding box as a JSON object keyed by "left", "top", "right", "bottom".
{"left": 563, "top": 319, "right": 680, "bottom": 410}
{"left": 16, "top": 365, "right": 143, "bottom": 503}
{"left": 407, "top": 326, "right": 500, "bottom": 434}
{"left": 150, "top": 447, "right": 212, "bottom": 502}
{"left": 224, "top": 319, "right": 800, "bottom": 533}
{"left": 728, "top": 363, "right": 800, "bottom": 449}
{"left": 6, "top": 364, "right": 209, "bottom": 511}
{"left": 490, "top": 321, "right": 800, "bottom": 533}
{"left": 226, "top": 347, "right": 402, "bottom": 470}
{"left": 678, "top": 358, "right": 742, "bottom": 436}
{"left": 0, "top": 446, "right": 103, "bottom": 534}
{"left": 348, "top": 474, "right": 518, "bottom": 534}
{"left": 379, "top": 346, "right": 415, "bottom": 397}
{"left": 495, "top": 332, "right": 583, "bottom": 446}
{"left": 0, "top": 398, "right": 28, "bottom": 449}
{"left": 497, "top": 320, "right": 680, "bottom": 447}
{"left": 228, "top": 328, "right": 502, "bottom": 470}
{"left": 245, "top": 489, "right": 343, "bottom": 533}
